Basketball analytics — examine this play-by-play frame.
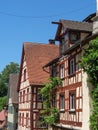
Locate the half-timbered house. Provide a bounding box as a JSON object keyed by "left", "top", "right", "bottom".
{"left": 43, "top": 13, "right": 98, "bottom": 130}
{"left": 17, "top": 42, "right": 59, "bottom": 130}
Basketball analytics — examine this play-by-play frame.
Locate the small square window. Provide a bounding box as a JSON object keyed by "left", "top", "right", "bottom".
{"left": 70, "top": 32, "right": 80, "bottom": 43}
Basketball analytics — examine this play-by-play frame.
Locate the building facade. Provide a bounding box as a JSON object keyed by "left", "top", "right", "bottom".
{"left": 17, "top": 42, "right": 59, "bottom": 130}
{"left": 44, "top": 13, "right": 98, "bottom": 130}
{"left": 8, "top": 74, "right": 19, "bottom": 130}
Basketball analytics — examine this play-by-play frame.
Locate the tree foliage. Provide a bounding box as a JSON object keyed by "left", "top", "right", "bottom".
{"left": 40, "top": 77, "right": 62, "bottom": 126}
{"left": 0, "top": 62, "right": 19, "bottom": 111}
{"left": 0, "top": 96, "right": 7, "bottom": 111}
{"left": 81, "top": 37, "right": 98, "bottom": 130}
{"left": 0, "top": 62, "right": 19, "bottom": 97}
{"left": 0, "top": 62, "right": 19, "bottom": 84}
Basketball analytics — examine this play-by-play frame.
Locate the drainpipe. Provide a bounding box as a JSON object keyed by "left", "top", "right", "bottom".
{"left": 30, "top": 86, "right": 33, "bottom": 130}
{"left": 93, "top": 0, "right": 98, "bottom": 34}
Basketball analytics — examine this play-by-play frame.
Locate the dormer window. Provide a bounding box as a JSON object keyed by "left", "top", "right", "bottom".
{"left": 70, "top": 32, "right": 80, "bottom": 43}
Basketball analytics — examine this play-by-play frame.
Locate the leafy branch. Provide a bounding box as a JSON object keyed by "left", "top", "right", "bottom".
{"left": 40, "top": 77, "right": 62, "bottom": 125}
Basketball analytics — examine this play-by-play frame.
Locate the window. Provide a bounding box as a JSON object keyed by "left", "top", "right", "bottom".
{"left": 37, "top": 88, "right": 43, "bottom": 102}
{"left": 69, "top": 58, "right": 75, "bottom": 75}
{"left": 26, "top": 113, "right": 29, "bottom": 128}
{"left": 60, "top": 64, "right": 65, "bottom": 79}
{"left": 22, "top": 113, "right": 24, "bottom": 126}
{"left": 20, "top": 92, "right": 22, "bottom": 103}
{"left": 24, "top": 69, "right": 26, "bottom": 81}
{"left": 27, "top": 88, "right": 29, "bottom": 102}
{"left": 23, "top": 90, "right": 25, "bottom": 103}
{"left": 59, "top": 93, "right": 65, "bottom": 111}
{"left": 60, "top": 33, "right": 69, "bottom": 55}
{"left": 37, "top": 115, "right": 47, "bottom": 128}
{"left": 70, "top": 32, "right": 80, "bottom": 43}
{"left": 69, "top": 90, "right": 76, "bottom": 112}
{"left": 52, "top": 94, "right": 56, "bottom": 107}
{"left": 19, "top": 113, "right": 21, "bottom": 125}
{"left": 51, "top": 65, "right": 57, "bottom": 77}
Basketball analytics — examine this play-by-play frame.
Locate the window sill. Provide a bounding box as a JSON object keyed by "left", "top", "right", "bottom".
{"left": 69, "top": 109, "right": 76, "bottom": 113}
{"left": 69, "top": 73, "right": 75, "bottom": 78}
{"left": 60, "top": 109, "right": 65, "bottom": 112}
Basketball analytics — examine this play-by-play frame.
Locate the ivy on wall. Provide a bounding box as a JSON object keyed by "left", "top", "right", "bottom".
{"left": 40, "top": 77, "right": 62, "bottom": 126}
{"left": 81, "top": 37, "right": 98, "bottom": 130}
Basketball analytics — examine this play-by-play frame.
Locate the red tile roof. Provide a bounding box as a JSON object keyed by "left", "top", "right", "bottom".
{"left": 9, "top": 74, "right": 19, "bottom": 103}
{"left": 18, "top": 42, "right": 59, "bottom": 91}
{"left": 0, "top": 110, "right": 7, "bottom": 129}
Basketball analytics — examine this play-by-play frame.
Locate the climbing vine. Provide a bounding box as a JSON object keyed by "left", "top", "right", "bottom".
{"left": 80, "top": 37, "right": 98, "bottom": 130}
{"left": 40, "top": 77, "right": 62, "bottom": 126}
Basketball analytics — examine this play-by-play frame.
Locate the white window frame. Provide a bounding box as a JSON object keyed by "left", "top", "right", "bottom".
{"left": 69, "top": 91, "right": 76, "bottom": 112}
{"left": 60, "top": 64, "right": 65, "bottom": 79}
{"left": 60, "top": 93, "right": 65, "bottom": 111}
{"left": 69, "top": 58, "right": 75, "bottom": 75}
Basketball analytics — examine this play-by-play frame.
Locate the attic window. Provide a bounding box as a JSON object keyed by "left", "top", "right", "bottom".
{"left": 70, "top": 32, "right": 80, "bottom": 43}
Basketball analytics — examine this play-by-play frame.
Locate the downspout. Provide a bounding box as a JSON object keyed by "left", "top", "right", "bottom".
{"left": 30, "top": 85, "right": 33, "bottom": 130}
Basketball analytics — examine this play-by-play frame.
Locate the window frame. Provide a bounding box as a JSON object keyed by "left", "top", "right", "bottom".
{"left": 26, "top": 113, "right": 29, "bottom": 128}
{"left": 59, "top": 93, "right": 65, "bottom": 112}
{"left": 69, "top": 57, "right": 76, "bottom": 76}
{"left": 51, "top": 65, "right": 57, "bottom": 77}
{"left": 69, "top": 31, "right": 80, "bottom": 43}
{"left": 60, "top": 64, "right": 65, "bottom": 79}
{"left": 23, "top": 90, "right": 25, "bottom": 103}
{"left": 69, "top": 90, "right": 76, "bottom": 112}
{"left": 52, "top": 94, "right": 56, "bottom": 107}
{"left": 24, "top": 69, "right": 26, "bottom": 81}
{"left": 37, "top": 88, "right": 43, "bottom": 102}
{"left": 20, "top": 92, "right": 22, "bottom": 103}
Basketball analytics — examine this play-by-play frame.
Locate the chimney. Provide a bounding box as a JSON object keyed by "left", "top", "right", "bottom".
{"left": 48, "top": 39, "right": 55, "bottom": 45}
{"left": 93, "top": 0, "right": 98, "bottom": 34}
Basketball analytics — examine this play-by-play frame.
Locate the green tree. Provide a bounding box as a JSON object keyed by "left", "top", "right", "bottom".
{"left": 81, "top": 37, "right": 98, "bottom": 130}
{"left": 0, "top": 62, "right": 19, "bottom": 96}
{"left": 0, "top": 81, "right": 7, "bottom": 97}
{"left": 0, "top": 62, "right": 19, "bottom": 84}
{"left": 0, "top": 62, "right": 19, "bottom": 110}
{"left": 0, "top": 96, "right": 7, "bottom": 111}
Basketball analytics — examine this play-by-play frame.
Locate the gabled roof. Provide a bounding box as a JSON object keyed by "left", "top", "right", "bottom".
{"left": 54, "top": 20, "right": 93, "bottom": 40}
{"left": 18, "top": 42, "right": 59, "bottom": 91}
{"left": 9, "top": 74, "right": 19, "bottom": 103}
{"left": 83, "top": 12, "right": 96, "bottom": 22}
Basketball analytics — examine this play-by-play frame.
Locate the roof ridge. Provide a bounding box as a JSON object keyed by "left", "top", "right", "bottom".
{"left": 60, "top": 19, "right": 92, "bottom": 25}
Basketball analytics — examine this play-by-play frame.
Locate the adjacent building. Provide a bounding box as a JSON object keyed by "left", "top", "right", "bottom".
{"left": 0, "top": 108, "right": 7, "bottom": 130}
{"left": 17, "top": 42, "right": 59, "bottom": 130}
{"left": 8, "top": 74, "right": 19, "bottom": 130}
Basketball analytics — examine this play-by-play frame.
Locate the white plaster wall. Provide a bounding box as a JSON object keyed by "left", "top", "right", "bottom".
{"left": 8, "top": 98, "right": 13, "bottom": 123}
{"left": 82, "top": 72, "right": 90, "bottom": 130}
{"left": 8, "top": 113, "right": 14, "bottom": 123}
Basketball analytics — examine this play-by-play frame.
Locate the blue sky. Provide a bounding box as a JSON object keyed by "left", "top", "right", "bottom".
{"left": 0, "top": 0, "right": 96, "bottom": 72}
